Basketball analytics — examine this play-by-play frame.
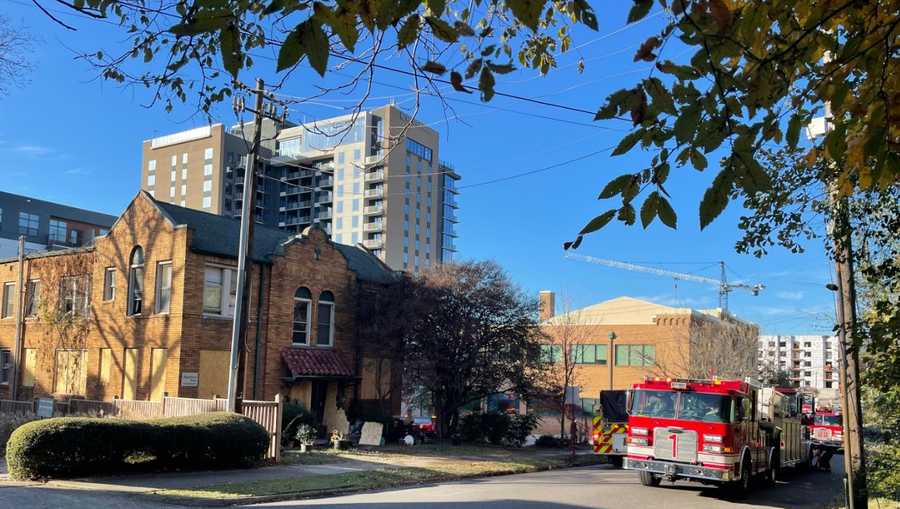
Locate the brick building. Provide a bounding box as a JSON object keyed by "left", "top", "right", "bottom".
{"left": 0, "top": 192, "right": 401, "bottom": 430}
{"left": 536, "top": 293, "right": 757, "bottom": 433}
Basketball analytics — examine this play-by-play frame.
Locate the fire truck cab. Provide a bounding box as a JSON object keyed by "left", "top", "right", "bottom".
{"left": 624, "top": 378, "right": 810, "bottom": 494}
{"left": 810, "top": 410, "right": 844, "bottom": 452}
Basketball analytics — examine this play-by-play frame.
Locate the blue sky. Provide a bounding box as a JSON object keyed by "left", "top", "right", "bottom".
{"left": 0, "top": 1, "right": 838, "bottom": 334}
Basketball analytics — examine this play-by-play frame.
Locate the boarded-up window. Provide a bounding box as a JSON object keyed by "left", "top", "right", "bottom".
{"left": 22, "top": 349, "right": 37, "bottom": 388}
{"left": 99, "top": 348, "right": 112, "bottom": 385}
{"left": 150, "top": 348, "right": 168, "bottom": 401}
{"left": 55, "top": 350, "right": 87, "bottom": 395}
{"left": 123, "top": 348, "right": 139, "bottom": 400}
{"left": 198, "top": 350, "right": 229, "bottom": 399}
{"left": 361, "top": 357, "right": 391, "bottom": 400}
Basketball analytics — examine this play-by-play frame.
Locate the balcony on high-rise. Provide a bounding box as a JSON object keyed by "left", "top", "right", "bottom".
{"left": 365, "top": 170, "right": 384, "bottom": 182}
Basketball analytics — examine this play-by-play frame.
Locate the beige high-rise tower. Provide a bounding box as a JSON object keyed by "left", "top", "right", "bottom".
{"left": 141, "top": 105, "right": 459, "bottom": 271}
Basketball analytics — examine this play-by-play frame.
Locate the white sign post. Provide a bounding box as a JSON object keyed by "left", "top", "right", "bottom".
{"left": 359, "top": 421, "right": 384, "bottom": 447}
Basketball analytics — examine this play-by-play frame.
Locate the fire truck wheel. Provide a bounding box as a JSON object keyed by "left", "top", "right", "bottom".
{"left": 765, "top": 450, "right": 779, "bottom": 486}
{"left": 726, "top": 456, "right": 752, "bottom": 498}
{"left": 639, "top": 471, "right": 661, "bottom": 487}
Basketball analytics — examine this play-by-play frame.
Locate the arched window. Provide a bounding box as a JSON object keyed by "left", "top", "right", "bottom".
{"left": 127, "top": 246, "right": 144, "bottom": 316}
{"left": 292, "top": 287, "right": 312, "bottom": 345}
{"left": 317, "top": 291, "right": 334, "bottom": 347}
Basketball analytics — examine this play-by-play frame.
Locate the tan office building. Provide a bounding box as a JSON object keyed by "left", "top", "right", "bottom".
{"left": 140, "top": 106, "right": 460, "bottom": 272}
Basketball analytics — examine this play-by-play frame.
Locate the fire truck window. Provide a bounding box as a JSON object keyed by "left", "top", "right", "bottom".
{"left": 633, "top": 390, "right": 677, "bottom": 419}
{"left": 815, "top": 414, "right": 842, "bottom": 426}
{"left": 741, "top": 398, "right": 753, "bottom": 421}
{"left": 678, "top": 392, "right": 732, "bottom": 423}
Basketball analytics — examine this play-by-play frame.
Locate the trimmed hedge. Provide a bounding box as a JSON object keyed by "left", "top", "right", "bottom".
{"left": 6, "top": 412, "right": 269, "bottom": 480}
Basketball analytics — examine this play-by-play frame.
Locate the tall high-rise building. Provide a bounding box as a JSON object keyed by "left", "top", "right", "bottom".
{"left": 140, "top": 105, "right": 460, "bottom": 272}
{"left": 758, "top": 334, "right": 841, "bottom": 403}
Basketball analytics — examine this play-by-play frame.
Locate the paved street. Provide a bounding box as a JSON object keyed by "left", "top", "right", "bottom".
{"left": 0, "top": 457, "right": 843, "bottom": 509}
{"left": 252, "top": 460, "right": 845, "bottom": 509}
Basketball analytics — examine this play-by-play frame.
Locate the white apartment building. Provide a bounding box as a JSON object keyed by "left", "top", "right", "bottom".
{"left": 758, "top": 335, "right": 841, "bottom": 401}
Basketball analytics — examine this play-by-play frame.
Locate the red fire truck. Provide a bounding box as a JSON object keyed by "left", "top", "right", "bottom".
{"left": 810, "top": 410, "right": 844, "bottom": 452}
{"left": 624, "top": 378, "right": 811, "bottom": 494}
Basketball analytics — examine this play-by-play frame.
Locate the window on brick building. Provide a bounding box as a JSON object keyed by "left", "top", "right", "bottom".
{"left": 574, "top": 344, "right": 608, "bottom": 365}
{"left": 317, "top": 291, "right": 335, "bottom": 347}
{"left": 24, "top": 280, "right": 39, "bottom": 317}
{"left": 103, "top": 268, "right": 116, "bottom": 301}
{"left": 203, "top": 266, "right": 237, "bottom": 316}
{"left": 155, "top": 261, "right": 172, "bottom": 314}
{"left": 127, "top": 246, "right": 144, "bottom": 316}
{"left": 615, "top": 344, "right": 656, "bottom": 367}
{"left": 60, "top": 275, "right": 90, "bottom": 316}
{"left": 1, "top": 282, "right": 14, "bottom": 319}
{"left": 292, "top": 287, "right": 312, "bottom": 345}
{"left": 0, "top": 349, "right": 11, "bottom": 385}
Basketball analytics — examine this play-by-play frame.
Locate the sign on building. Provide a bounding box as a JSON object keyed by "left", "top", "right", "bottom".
{"left": 181, "top": 372, "right": 199, "bottom": 388}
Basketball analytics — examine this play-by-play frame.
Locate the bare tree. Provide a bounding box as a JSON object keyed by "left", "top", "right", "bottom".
{"left": 0, "top": 16, "right": 35, "bottom": 97}
{"left": 653, "top": 317, "right": 758, "bottom": 381}
{"left": 539, "top": 298, "right": 591, "bottom": 439}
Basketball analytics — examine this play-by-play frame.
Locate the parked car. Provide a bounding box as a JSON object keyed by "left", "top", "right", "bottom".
{"left": 414, "top": 416, "right": 435, "bottom": 434}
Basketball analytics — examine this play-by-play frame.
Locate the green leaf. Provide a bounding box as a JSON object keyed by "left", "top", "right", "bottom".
{"left": 506, "top": 0, "right": 547, "bottom": 31}
{"left": 699, "top": 170, "right": 733, "bottom": 230}
{"left": 655, "top": 60, "right": 697, "bottom": 80}
{"left": 598, "top": 174, "right": 633, "bottom": 199}
{"left": 425, "top": 16, "right": 458, "bottom": 43}
{"left": 690, "top": 149, "right": 707, "bottom": 170}
{"left": 640, "top": 191, "right": 660, "bottom": 228}
{"left": 304, "top": 21, "right": 329, "bottom": 76}
{"left": 579, "top": 210, "right": 616, "bottom": 235}
{"left": 656, "top": 195, "right": 677, "bottom": 228}
{"left": 454, "top": 21, "right": 475, "bottom": 36}
{"left": 674, "top": 106, "right": 700, "bottom": 144}
{"left": 644, "top": 77, "right": 676, "bottom": 115}
{"left": 397, "top": 15, "right": 420, "bottom": 48}
{"left": 487, "top": 62, "right": 515, "bottom": 74}
{"left": 219, "top": 24, "right": 242, "bottom": 79}
{"left": 612, "top": 130, "right": 642, "bottom": 156}
{"left": 450, "top": 71, "right": 471, "bottom": 93}
{"left": 478, "top": 67, "right": 495, "bottom": 101}
{"left": 627, "top": 0, "right": 652, "bottom": 23}
{"left": 422, "top": 61, "right": 447, "bottom": 75}
{"left": 787, "top": 113, "right": 804, "bottom": 149}
{"left": 277, "top": 19, "right": 329, "bottom": 76}
{"left": 170, "top": 13, "right": 233, "bottom": 36}
{"left": 465, "top": 58, "right": 483, "bottom": 79}
{"left": 426, "top": 0, "right": 447, "bottom": 16}
{"left": 594, "top": 89, "right": 630, "bottom": 120}
{"left": 618, "top": 204, "right": 636, "bottom": 225}
{"left": 277, "top": 25, "right": 305, "bottom": 71}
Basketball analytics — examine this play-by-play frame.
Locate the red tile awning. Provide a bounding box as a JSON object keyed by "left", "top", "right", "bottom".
{"left": 282, "top": 347, "right": 355, "bottom": 380}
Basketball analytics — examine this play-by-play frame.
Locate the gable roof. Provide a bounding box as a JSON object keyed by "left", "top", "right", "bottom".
{"left": 145, "top": 193, "right": 397, "bottom": 284}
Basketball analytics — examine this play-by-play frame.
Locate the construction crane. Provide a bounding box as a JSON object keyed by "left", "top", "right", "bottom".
{"left": 565, "top": 253, "right": 765, "bottom": 312}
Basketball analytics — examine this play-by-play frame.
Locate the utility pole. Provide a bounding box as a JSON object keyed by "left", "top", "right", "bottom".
{"left": 832, "top": 201, "right": 868, "bottom": 509}
{"left": 226, "top": 78, "right": 266, "bottom": 413}
{"left": 10, "top": 236, "right": 25, "bottom": 400}
{"left": 808, "top": 95, "right": 867, "bottom": 509}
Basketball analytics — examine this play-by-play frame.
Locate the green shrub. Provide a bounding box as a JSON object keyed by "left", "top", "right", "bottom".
{"left": 6, "top": 412, "right": 269, "bottom": 480}
{"left": 535, "top": 434, "right": 563, "bottom": 448}
{"left": 460, "top": 412, "right": 510, "bottom": 445}
{"left": 505, "top": 413, "right": 538, "bottom": 447}
{"left": 0, "top": 413, "right": 38, "bottom": 453}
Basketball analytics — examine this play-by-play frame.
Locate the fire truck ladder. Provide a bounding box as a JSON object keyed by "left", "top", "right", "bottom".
{"left": 565, "top": 253, "right": 765, "bottom": 312}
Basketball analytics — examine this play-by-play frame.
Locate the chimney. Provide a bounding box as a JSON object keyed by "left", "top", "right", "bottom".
{"left": 539, "top": 291, "right": 556, "bottom": 322}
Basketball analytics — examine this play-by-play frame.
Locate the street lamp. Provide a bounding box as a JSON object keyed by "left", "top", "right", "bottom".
{"left": 608, "top": 331, "right": 617, "bottom": 390}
